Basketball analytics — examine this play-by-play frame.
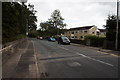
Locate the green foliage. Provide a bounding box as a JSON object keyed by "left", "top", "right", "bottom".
{"left": 104, "top": 15, "right": 120, "bottom": 50}
{"left": 2, "top": 2, "right": 37, "bottom": 43}
{"left": 17, "top": 34, "right": 26, "bottom": 40}
{"left": 38, "top": 9, "right": 67, "bottom": 38}
{"left": 104, "top": 15, "right": 120, "bottom": 41}
{"left": 85, "top": 35, "right": 106, "bottom": 47}
{"left": 50, "top": 9, "right": 67, "bottom": 29}
{"left": 53, "top": 36, "right": 59, "bottom": 40}
{"left": 28, "top": 30, "right": 38, "bottom": 37}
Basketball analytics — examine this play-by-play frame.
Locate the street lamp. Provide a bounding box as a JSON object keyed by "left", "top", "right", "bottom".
{"left": 115, "top": 0, "right": 119, "bottom": 50}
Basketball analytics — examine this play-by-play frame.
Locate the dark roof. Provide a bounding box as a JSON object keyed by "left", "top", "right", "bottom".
{"left": 68, "top": 26, "right": 95, "bottom": 31}
{"left": 98, "top": 29, "right": 107, "bottom": 32}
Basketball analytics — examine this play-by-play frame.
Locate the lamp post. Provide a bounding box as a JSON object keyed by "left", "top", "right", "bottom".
{"left": 115, "top": 0, "right": 119, "bottom": 50}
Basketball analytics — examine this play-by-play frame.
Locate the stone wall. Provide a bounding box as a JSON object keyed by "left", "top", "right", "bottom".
{"left": 1, "top": 38, "right": 28, "bottom": 63}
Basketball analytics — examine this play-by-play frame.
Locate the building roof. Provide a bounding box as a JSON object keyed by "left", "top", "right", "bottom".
{"left": 68, "top": 25, "right": 95, "bottom": 31}
{"left": 98, "top": 29, "right": 107, "bottom": 32}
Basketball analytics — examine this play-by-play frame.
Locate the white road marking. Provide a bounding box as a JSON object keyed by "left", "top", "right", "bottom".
{"left": 58, "top": 46, "right": 69, "bottom": 51}
{"left": 68, "top": 62, "right": 81, "bottom": 67}
{"left": 32, "top": 40, "right": 40, "bottom": 78}
{"left": 87, "top": 57, "right": 114, "bottom": 66}
{"left": 76, "top": 52, "right": 87, "bottom": 57}
{"left": 76, "top": 52, "right": 114, "bottom": 67}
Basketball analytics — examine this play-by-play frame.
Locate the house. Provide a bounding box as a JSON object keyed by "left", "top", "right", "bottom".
{"left": 97, "top": 29, "right": 106, "bottom": 37}
{"left": 63, "top": 25, "right": 106, "bottom": 40}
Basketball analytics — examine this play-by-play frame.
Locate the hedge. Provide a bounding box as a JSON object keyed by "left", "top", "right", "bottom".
{"left": 85, "top": 35, "right": 106, "bottom": 47}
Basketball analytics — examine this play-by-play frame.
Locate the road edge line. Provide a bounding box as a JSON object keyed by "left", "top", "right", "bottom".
{"left": 76, "top": 53, "right": 114, "bottom": 67}
{"left": 71, "top": 43, "right": 119, "bottom": 57}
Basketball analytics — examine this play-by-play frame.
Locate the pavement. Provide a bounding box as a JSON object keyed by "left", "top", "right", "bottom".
{"left": 2, "top": 39, "right": 39, "bottom": 78}
{"left": 71, "top": 43, "right": 119, "bottom": 57}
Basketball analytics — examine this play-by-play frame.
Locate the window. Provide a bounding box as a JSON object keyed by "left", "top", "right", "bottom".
{"left": 84, "top": 31, "right": 87, "bottom": 33}
{"left": 72, "top": 36, "right": 74, "bottom": 38}
{"left": 75, "top": 36, "right": 77, "bottom": 38}
{"left": 80, "top": 36, "right": 83, "bottom": 39}
{"left": 97, "top": 32, "right": 99, "bottom": 35}
{"left": 104, "top": 33, "right": 106, "bottom": 35}
{"left": 76, "top": 31, "right": 78, "bottom": 33}
{"left": 92, "top": 32, "right": 95, "bottom": 34}
{"left": 80, "top": 31, "right": 83, "bottom": 33}
{"left": 72, "top": 32, "right": 74, "bottom": 34}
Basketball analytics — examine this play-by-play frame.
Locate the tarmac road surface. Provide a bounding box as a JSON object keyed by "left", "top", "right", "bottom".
{"left": 2, "top": 38, "right": 119, "bottom": 79}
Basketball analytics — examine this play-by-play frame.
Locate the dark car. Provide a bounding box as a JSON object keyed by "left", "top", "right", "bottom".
{"left": 48, "top": 37, "right": 56, "bottom": 42}
{"left": 58, "top": 36, "right": 70, "bottom": 45}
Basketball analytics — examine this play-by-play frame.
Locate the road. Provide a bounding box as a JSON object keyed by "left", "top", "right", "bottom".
{"left": 2, "top": 38, "right": 119, "bottom": 79}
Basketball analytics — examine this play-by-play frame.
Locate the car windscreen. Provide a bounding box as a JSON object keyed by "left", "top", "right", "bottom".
{"left": 51, "top": 38, "right": 55, "bottom": 40}
{"left": 61, "top": 37, "right": 70, "bottom": 42}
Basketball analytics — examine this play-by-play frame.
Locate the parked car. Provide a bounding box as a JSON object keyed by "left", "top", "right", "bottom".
{"left": 39, "top": 37, "right": 43, "bottom": 40}
{"left": 48, "top": 37, "right": 56, "bottom": 42}
{"left": 37, "top": 36, "right": 43, "bottom": 40}
{"left": 37, "top": 36, "right": 40, "bottom": 39}
{"left": 58, "top": 36, "right": 70, "bottom": 45}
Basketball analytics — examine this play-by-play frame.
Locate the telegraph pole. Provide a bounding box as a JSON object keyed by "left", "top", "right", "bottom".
{"left": 115, "top": 0, "right": 119, "bottom": 50}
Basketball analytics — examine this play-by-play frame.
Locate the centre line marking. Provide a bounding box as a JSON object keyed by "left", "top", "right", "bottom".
{"left": 76, "top": 52, "right": 114, "bottom": 67}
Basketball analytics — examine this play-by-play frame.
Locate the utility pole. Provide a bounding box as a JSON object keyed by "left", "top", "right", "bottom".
{"left": 115, "top": 0, "right": 119, "bottom": 50}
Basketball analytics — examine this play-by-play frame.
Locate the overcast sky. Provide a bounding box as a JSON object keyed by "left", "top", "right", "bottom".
{"left": 27, "top": 0, "right": 118, "bottom": 29}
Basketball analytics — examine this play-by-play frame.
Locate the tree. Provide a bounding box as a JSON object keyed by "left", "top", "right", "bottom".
{"left": 27, "top": 4, "right": 37, "bottom": 31}
{"left": 2, "top": 2, "right": 37, "bottom": 43}
{"left": 40, "top": 22, "right": 49, "bottom": 31}
{"left": 104, "top": 14, "right": 120, "bottom": 50}
{"left": 104, "top": 15, "right": 120, "bottom": 41}
{"left": 39, "top": 21, "right": 58, "bottom": 37}
{"left": 39, "top": 9, "right": 67, "bottom": 37}
{"left": 50, "top": 9, "right": 66, "bottom": 29}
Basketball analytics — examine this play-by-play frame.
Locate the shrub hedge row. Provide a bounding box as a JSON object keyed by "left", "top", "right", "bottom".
{"left": 85, "top": 35, "right": 106, "bottom": 47}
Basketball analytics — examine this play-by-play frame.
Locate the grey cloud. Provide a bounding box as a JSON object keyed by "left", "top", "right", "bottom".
{"left": 27, "top": 0, "right": 117, "bottom": 29}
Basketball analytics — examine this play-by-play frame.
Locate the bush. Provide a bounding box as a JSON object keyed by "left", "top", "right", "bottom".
{"left": 28, "top": 30, "right": 39, "bottom": 38}
{"left": 54, "top": 36, "right": 59, "bottom": 41}
{"left": 17, "top": 34, "right": 26, "bottom": 40}
{"left": 70, "top": 39, "right": 86, "bottom": 45}
{"left": 85, "top": 35, "right": 106, "bottom": 47}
